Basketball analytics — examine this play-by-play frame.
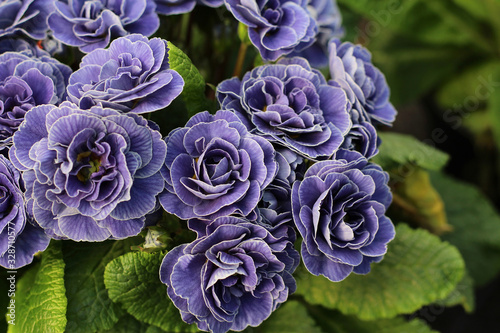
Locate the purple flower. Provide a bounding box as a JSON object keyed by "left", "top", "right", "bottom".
{"left": 289, "top": 0, "right": 344, "bottom": 68}
{"left": 0, "top": 0, "right": 54, "bottom": 40}
{"left": 160, "top": 216, "right": 299, "bottom": 333}
{"left": 0, "top": 51, "right": 71, "bottom": 144}
{"left": 328, "top": 39, "right": 397, "bottom": 127}
{"left": 0, "top": 155, "right": 50, "bottom": 269}
{"left": 67, "top": 35, "right": 184, "bottom": 114}
{"left": 154, "top": 0, "right": 223, "bottom": 15}
{"left": 217, "top": 57, "right": 351, "bottom": 159}
{"left": 48, "top": 0, "right": 160, "bottom": 53}
{"left": 292, "top": 149, "right": 395, "bottom": 281}
{"left": 159, "top": 110, "right": 277, "bottom": 221}
{"left": 224, "top": 0, "right": 317, "bottom": 61}
{"left": 9, "top": 102, "right": 167, "bottom": 241}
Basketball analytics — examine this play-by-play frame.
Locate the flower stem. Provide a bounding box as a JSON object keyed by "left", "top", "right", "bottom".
{"left": 233, "top": 42, "right": 248, "bottom": 78}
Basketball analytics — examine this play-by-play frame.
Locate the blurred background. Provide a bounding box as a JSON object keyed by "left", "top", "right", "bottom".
{"left": 335, "top": 1, "right": 500, "bottom": 331}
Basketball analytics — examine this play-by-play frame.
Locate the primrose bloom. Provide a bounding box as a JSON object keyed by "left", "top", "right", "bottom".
{"left": 161, "top": 216, "right": 299, "bottom": 333}
{"left": 217, "top": 57, "right": 351, "bottom": 159}
{"left": 0, "top": 0, "right": 54, "bottom": 39}
{"left": 67, "top": 35, "right": 184, "bottom": 114}
{"left": 154, "top": 0, "right": 223, "bottom": 15}
{"left": 9, "top": 102, "right": 166, "bottom": 241}
{"left": 291, "top": 0, "right": 344, "bottom": 67}
{"left": 159, "top": 110, "right": 277, "bottom": 221}
{"left": 225, "top": 0, "right": 317, "bottom": 61}
{"left": 48, "top": 0, "right": 160, "bottom": 53}
{"left": 292, "top": 149, "right": 395, "bottom": 281}
{"left": 0, "top": 155, "right": 50, "bottom": 269}
{"left": 0, "top": 51, "right": 71, "bottom": 144}
{"left": 328, "top": 39, "right": 397, "bottom": 127}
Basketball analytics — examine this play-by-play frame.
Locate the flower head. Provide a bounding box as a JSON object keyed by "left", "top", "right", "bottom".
{"left": 328, "top": 39, "right": 396, "bottom": 127}
{"left": 0, "top": 155, "right": 50, "bottom": 269}
{"left": 160, "top": 215, "right": 299, "bottom": 333}
{"left": 0, "top": 0, "right": 54, "bottom": 40}
{"left": 48, "top": 0, "right": 160, "bottom": 53}
{"left": 67, "top": 34, "right": 184, "bottom": 114}
{"left": 292, "top": 149, "right": 395, "bottom": 281}
{"left": 0, "top": 51, "right": 71, "bottom": 144}
{"left": 290, "top": 0, "right": 344, "bottom": 67}
{"left": 217, "top": 57, "right": 351, "bottom": 159}
{"left": 159, "top": 110, "right": 277, "bottom": 221}
{"left": 225, "top": 0, "right": 318, "bottom": 61}
{"left": 9, "top": 102, "right": 166, "bottom": 241}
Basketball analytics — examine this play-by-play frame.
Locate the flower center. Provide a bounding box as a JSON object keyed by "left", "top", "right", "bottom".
{"left": 76, "top": 151, "right": 102, "bottom": 182}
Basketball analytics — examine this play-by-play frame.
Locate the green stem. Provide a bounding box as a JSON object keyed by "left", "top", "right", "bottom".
{"left": 233, "top": 42, "right": 248, "bottom": 78}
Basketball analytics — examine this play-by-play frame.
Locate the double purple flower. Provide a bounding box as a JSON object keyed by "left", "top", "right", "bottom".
{"left": 328, "top": 39, "right": 397, "bottom": 158}
{"left": 0, "top": 155, "right": 50, "bottom": 269}
{"left": 160, "top": 216, "right": 299, "bottom": 333}
{"left": 0, "top": 51, "right": 71, "bottom": 144}
{"left": 67, "top": 35, "right": 184, "bottom": 114}
{"left": 225, "top": 0, "right": 317, "bottom": 61}
{"left": 9, "top": 102, "right": 166, "bottom": 241}
{"left": 217, "top": 57, "right": 351, "bottom": 159}
{"left": 290, "top": 0, "right": 344, "bottom": 68}
{"left": 159, "top": 110, "right": 277, "bottom": 221}
{"left": 48, "top": 0, "right": 160, "bottom": 53}
{"left": 0, "top": 0, "right": 54, "bottom": 39}
{"left": 292, "top": 149, "right": 395, "bottom": 281}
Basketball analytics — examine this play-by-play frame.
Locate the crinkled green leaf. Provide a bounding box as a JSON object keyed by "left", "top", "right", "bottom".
{"left": 8, "top": 241, "right": 66, "bottom": 333}
{"left": 168, "top": 41, "right": 215, "bottom": 116}
{"left": 438, "top": 271, "right": 475, "bottom": 313}
{"left": 257, "top": 300, "right": 322, "bottom": 333}
{"left": 99, "top": 314, "right": 166, "bottom": 333}
{"left": 64, "top": 238, "right": 141, "bottom": 333}
{"left": 295, "top": 224, "right": 465, "bottom": 320}
{"left": 431, "top": 172, "right": 500, "bottom": 285}
{"left": 373, "top": 132, "right": 449, "bottom": 171}
{"left": 104, "top": 251, "right": 197, "bottom": 332}
{"left": 306, "top": 306, "right": 438, "bottom": 333}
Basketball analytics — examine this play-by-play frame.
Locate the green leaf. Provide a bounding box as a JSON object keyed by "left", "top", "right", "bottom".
{"left": 167, "top": 41, "right": 214, "bottom": 116}
{"left": 373, "top": 132, "right": 449, "bottom": 171}
{"left": 295, "top": 224, "right": 465, "bottom": 320}
{"left": 64, "top": 238, "right": 141, "bottom": 333}
{"left": 306, "top": 306, "right": 438, "bottom": 333}
{"left": 99, "top": 314, "right": 166, "bottom": 333}
{"left": 257, "top": 300, "right": 322, "bottom": 333}
{"left": 438, "top": 271, "right": 475, "bottom": 313}
{"left": 9, "top": 241, "right": 66, "bottom": 333}
{"left": 431, "top": 172, "right": 500, "bottom": 285}
{"left": 104, "top": 251, "right": 196, "bottom": 332}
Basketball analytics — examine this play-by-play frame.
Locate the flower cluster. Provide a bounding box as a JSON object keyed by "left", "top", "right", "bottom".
{"left": 0, "top": 2, "right": 398, "bottom": 333}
